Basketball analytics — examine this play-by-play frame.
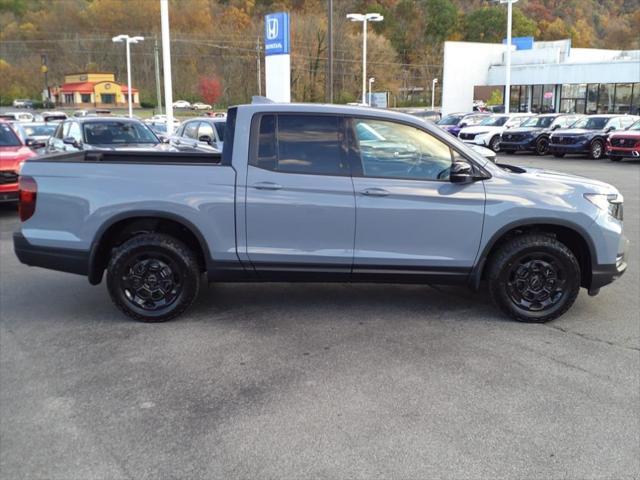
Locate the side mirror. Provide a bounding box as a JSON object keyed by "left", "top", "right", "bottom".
{"left": 158, "top": 135, "right": 170, "bottom": 143}
{"left": 198, "top": 134, "right": 213, "bottom": 144}
{"left": 63, "top": 137, "right": 81, "bottom": 148}
{"left": 459, "top": 122, "right": 467, "bottom": 128}
{"left": 551, "top": 124, "right": 560, "bottom": 130}
{"left": 605, "top": 126, "right": 615, "bottom": 132}
{"left": 450, "top": 161, "right": 474, "bottom": 184}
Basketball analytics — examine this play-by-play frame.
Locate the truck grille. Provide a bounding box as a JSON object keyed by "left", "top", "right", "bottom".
{"left": 610, "top": 137, "right": 638, "bottom": 147}
{"left": 460, "top": 133, "right": 477, "bottom": 140}
{"left": 553, "top": 136, "right": 577, "bottom": 145}
{"left": 0, "top": 171, "right": 18, "bottom": 185}
{"left": 503, "top": 133, "right": 526, "bottom": 142}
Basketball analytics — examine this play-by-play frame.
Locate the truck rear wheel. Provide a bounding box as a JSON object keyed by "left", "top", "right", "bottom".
{"left": 487, "top": 234, "right": 580, "bottom": 323}
{"left": 107, "top": 233, "right": 200, "bottom": 322}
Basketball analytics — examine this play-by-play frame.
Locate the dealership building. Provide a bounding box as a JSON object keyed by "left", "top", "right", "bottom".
{"left": 441, "top": 38, "right": 640, "bottom": 115}
{"left": 50, "top": 72, "right": 139, "bottom": 107}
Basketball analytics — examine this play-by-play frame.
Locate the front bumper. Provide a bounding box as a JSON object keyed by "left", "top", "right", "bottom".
{"left": 607, "top": 147, "right": 640, "bottom": 159}
{"left": 499, "top": 139, "right": 536, "bottom": 151}
{"left": 590, "top": 236, "right": 629, "bottom": 292}
{"left": 548, "top": 142, "right": 590, "bottom": 154}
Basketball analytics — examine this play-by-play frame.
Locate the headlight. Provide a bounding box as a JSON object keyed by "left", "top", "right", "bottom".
{"left": 584, "top": 193, "right": 624, "bottom": 221}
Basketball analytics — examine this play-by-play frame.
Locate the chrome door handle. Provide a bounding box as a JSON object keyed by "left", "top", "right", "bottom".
{"left": 360, "top": 188, "right": 389, "bottom": 197}
{"left": 252, "top": 182, "right": 283, "bottom": 191}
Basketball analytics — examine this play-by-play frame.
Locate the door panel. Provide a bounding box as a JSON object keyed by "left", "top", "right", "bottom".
{"left": 245, "top": 113, "right": 355, "bottom": 270}
{"left": 352, "top": 177, "right": 485, "bottom": 268}
{"left": 350, "top": 117, "right": 485, "bottom": 270}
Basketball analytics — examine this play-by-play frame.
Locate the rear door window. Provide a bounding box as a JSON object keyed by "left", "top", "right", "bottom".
{"left": 253, "top": 114, "right": 348, "bottom": 176}
{"left": 183, "top": 121, "right": 199, "bottom": 139}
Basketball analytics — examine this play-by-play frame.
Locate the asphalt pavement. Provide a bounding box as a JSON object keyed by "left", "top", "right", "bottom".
{"left": 1, "top": 154, "right": 638, "bottom": 480}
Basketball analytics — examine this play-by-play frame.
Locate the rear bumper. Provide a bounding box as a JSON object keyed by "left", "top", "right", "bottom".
{"left": 13, "top": 232, "right": 89, "bottom": 276}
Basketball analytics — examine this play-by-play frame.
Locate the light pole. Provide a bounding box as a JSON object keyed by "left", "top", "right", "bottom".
{"left": 346, "top": 12, "right": 383, "bottom": 105}
{"left": 494, "top": 0, "right": 518, "bottom": 113}
{"left": 431, "top": 78, "right": 438, "bottom": 110}
{"left": 368, "top": 77, "right": 375, "bottom": 106}
{"left": 112, "top": 34, "right": 144, "bottom": 118}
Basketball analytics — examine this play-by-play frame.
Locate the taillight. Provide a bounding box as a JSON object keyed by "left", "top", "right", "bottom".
{"left": 18, "top": 175, "right": 37, "bottom": 222}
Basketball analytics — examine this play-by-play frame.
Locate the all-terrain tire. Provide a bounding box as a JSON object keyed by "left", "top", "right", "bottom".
{"left": 107, "top": 233, "right": 200, "bottom": 322}
{"left": 487, "top": 234, "right": 580, "bottom": 323}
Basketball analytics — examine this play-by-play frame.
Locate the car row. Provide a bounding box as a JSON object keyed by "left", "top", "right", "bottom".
{"left": 437, "top": 111, "right": 640, "bottom": 160}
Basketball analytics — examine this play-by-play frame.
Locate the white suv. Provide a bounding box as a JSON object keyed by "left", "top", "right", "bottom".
{"left": 459, "top": 113, "right": 532, "bottom": 152}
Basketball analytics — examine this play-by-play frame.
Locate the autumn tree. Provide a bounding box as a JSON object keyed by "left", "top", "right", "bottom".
{"left": 198, "top": 75, "right": 223, "bottom": 105}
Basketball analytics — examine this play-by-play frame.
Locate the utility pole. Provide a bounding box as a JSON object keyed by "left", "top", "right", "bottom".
{"left": 327, "top": 0, "right": 333, "bottom": 103}
{"left": 256, "top": 37, "right": 262, "bottom": 96}
{"left": 154, "top": 37, "right": 163, "bottom": 115}
{"left": 160, "top": 0, "right": 174, "bottom": 134}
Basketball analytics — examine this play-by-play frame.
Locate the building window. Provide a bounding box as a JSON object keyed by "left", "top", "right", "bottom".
{"left": 632, "top": 83, "right": 640, "bottom": 115}
{"left": 509, "top": 85, "right": 528, "bottom": 112}
{"left": 597, "top": 84, "right": 615, "bottom": 113}
{"left": 64, "top": 93, "right": 74, "bottom": 104}
{"left": 614, "top": 84, "right": 633, "bottom": 113}
{"left": 560, "top": 84, "right": 587, "bottom": 114}
{"left": 80, "top": 94, "right": 91, "bottom": 104}
{"left": 586, "top": 84, "right": 599, "bottom": 114}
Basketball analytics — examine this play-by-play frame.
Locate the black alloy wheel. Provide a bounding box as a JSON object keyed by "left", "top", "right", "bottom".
{"left": 489, "top": 135, "right": 501, "bottom": 152}
{"left": 488, "top": 234, "right": 580, "bottom": 322}
{"left": 107, "top": 233, "right": 200, "bottom": 322}
{"left": 536, "top": 137, "right": 550, "bottom": 155}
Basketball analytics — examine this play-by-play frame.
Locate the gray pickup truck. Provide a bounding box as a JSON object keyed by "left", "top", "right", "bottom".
{"left": 14, "top": 103, "right": 628, "bottom": 323}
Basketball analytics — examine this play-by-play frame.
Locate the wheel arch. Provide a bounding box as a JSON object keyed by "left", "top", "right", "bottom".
{"left": 88, "top": 211, "right": 211, "bottom": 285}
{"left": 470, "top": 219, "right": 596, "bottom": 290}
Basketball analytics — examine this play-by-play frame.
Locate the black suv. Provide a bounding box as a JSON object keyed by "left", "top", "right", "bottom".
{"left": 500, "top": 114, "right": 582, "bottom": 155}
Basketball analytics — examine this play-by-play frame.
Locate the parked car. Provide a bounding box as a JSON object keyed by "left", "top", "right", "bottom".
{"left": 45, "top": 117, "right": 178, "bottom": 153}
{"left": 170, "top": 117, "right": 225, "bottom": 151}
{"left": 437, "top": 112, "right": 490, "bottom": 137}
{"left": 14, "top": 103, "right": 627, "bottom": 324}
{"left": 12, "top": 99, "right": 34, "bottom": 109}
{"left": 192, "top": 102, "right": 212, "bottom": 111}
{"left": 0, "top": 111, "right": 35, "bottom": 122}
{"left": 41, "top": 111, "right": 68, "bottom": 122}
{"left": 606, "top": 120, "right": 640, "bottom": 161}
{"left": 459, "top": 113, "right": 531, "bottom": 151}
{"left": 0, "top": 121, "right": 36, "bottom": 203}
{"left": 499, "top": 114, "right": 582, "bottom": 155}
{"left": 13, "top": 122, "right": 58, "bottom": 153}
{"left": 146, "top": 114, "right": 180, "bottom": 126}
{"left": 172, "top": 100, "right": 191, "bottom": 109}
{"left": 73, "top": 109, "right": 111, "bottom": 117}
{"left": 549, "top": 115, "right": 639, "bottom": 159}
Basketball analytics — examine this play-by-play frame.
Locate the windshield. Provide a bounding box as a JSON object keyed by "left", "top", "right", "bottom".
{"left": 0, "top": 124, "right": 21, "bottom": 146}
{"left": 19, "top": 124, "right": 57, "bottom": 137}
{"left": 83, "top": 121, "right": 159, "bottom": 144}
{"left": 437, "top": 114, "right": 464, "bottom": 126}
{"left": 628, "top": 120, "right": 640, "bottom": 131}
{"left": 569, "top": 117, "right": 608, "bottom": 130}
{"left": 521, "top": 116, "right": 555, "bottom": 128}
{"left": 479, "top": 116, "right": 508, "bottom": 127}
{"left": 214, "top": 122, "right": 225, "bottom": 141}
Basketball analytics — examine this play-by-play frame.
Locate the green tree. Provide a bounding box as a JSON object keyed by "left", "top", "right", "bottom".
{"left": 423, "top": 0, "right": 458, "bottom": 43}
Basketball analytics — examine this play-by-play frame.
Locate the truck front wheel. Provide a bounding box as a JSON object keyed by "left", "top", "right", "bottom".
{"left": 487, "top": 234, "right": 580, "bottom": 323}
{"left": 107, "top": 233, "right": 200, "bottom": 322}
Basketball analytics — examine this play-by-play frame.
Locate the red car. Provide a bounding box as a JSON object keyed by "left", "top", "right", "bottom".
{"left": 607, "top": 120, "right": 640, "bottom": 161}
{"left": 0, "top": 121, "right": 36, "bottom": 203}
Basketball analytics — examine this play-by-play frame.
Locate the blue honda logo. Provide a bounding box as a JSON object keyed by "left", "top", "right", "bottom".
{"left": 264, "top": 12, "right": 289, "bottom": 56}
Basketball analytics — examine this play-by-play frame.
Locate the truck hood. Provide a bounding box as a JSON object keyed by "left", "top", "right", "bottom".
{"left": 504, "top": 127, "right": 542, "bottom": 134}
{"left": 498, "top": 163, "right": 616, "bottom": 194}
{"left": 85, "top": 143, "right": 177, "bottom": 151}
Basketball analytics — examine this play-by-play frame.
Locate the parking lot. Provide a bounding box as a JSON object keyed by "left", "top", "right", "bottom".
{"left": 1, "top": 154, "right": 638, "bottom": 479}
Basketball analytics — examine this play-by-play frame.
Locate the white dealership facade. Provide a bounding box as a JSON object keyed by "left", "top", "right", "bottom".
{"left": 441, "top": 39, "right": 640, "bottom": 115}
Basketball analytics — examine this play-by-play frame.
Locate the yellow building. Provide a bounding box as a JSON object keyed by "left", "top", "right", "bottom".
{"left": 53, "top": 72, "right": 139, "bottom": 107}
